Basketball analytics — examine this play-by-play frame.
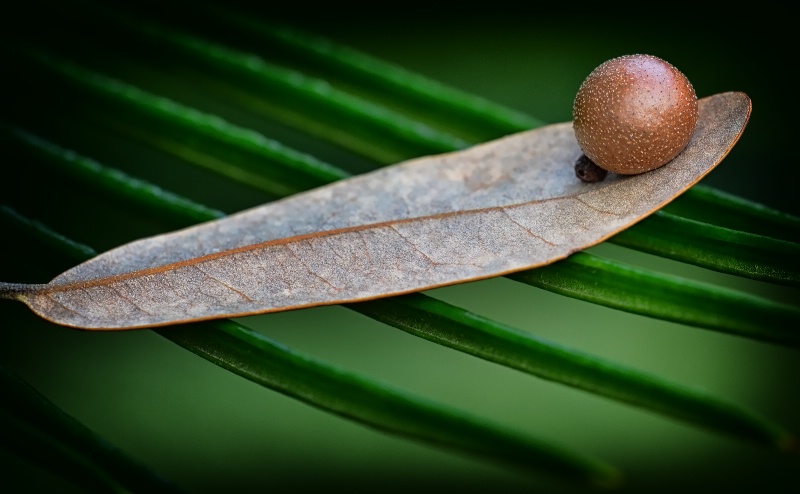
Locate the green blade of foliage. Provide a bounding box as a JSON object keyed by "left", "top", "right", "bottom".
{"left": 1, "top": 127, "right": 225, "bottom": 227}
{"left": 181, "top": 1, "right": 545, "bottom": 142}
{"left": 510, "top": 252, "right": 800, "bottom": 347}
{"left": 0, "top": 203, "right": 96, "bottom": 266}
{"left": 0, "top": 364, "right": 185, "bottom": 493}
{"left": 665, "top": 185, "right": 800, "bottom": 242}
{"left": 38, "top": 7, "right": 470, "bottom": 164}
{"left": 350, "top": 295, "right": 795, "bottom": 450}
{"left": 6, "top": 47, "right": 347, "bottom": 197}
{"left": 128, "top": 17, "right": 471, "bottom": 156}
{"left": 161, "top": 321, "right": 621, "bottom": 488}
{"left": 4, "top": 130, "right": 796, "bottom": 450}
{"left": 0, "top": 209, "right": 619, "bottom": 488}
{"left": 611, "top": 211, "right": 800, "bottom": 287}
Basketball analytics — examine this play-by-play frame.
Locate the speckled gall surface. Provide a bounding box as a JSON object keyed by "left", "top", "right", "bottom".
{"left": 573, "top": 54, "right": 698, "bottom": 175}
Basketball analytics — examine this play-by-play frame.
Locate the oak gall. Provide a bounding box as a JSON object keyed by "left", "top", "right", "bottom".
{"left": 573, "top": 54, "right": 698, "bottom": 175}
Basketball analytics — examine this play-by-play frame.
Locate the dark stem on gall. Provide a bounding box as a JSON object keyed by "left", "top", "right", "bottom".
{"left": 575, "top": 155, "right": 607, "bottom": 183}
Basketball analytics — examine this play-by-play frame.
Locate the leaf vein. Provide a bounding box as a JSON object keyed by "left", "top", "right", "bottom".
{"left": 282, "top": 245, "right": 342, "bottom": 291}
{"left": 109, "top": 285, "right": 154, "bottom": 315}
{"left": 499, "top": 208, "right": 557, "bottom": 246}
{"left": 573, "top": 197, "right": 622, "bottom": 216}
{"left": 193, "top": 265, "right": 254, "bottom": 302}
{"left": 388, "top": 225, "right": 480, "bottom": 269}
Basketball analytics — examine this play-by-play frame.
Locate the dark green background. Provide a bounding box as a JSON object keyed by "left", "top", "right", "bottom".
{"left": 1, "top": 3, "right": 797, "bottom": 493}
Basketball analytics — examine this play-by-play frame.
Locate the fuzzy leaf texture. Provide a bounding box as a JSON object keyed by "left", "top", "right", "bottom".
{"left": 0, "top": 93, "right": 751, "bottom": 329}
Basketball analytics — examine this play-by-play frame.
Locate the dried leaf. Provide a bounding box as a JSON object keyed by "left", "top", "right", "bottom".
{"left": 1, "top": 92, "right": 751, "bottom": 329}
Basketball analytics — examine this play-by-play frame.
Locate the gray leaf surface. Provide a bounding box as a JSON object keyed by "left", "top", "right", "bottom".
{"left": 1, "top": 92, "right": 751, "bottom": 329}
